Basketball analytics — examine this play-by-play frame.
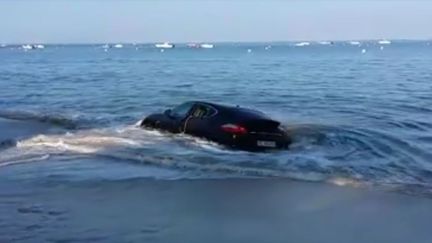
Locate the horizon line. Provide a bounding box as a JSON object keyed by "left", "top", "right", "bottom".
{"left": 2, "top": 38, "right": 432, "bottom": 45}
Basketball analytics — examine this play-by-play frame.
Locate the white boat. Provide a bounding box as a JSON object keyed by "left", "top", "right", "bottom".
{"left": 200, "top": 43, "right": 214, "bottom": 49}
{"left": 295, "top": 42, "right": 310, "bottom": 47}
{"left": 318, "top": 41, "right": 333, "bottom": 45}
{"left": 102, "top": 44, "right": 111, "bottom": 49}
{"left": 35, "top": 44, "right": 45, "bottom": 49}
{"left": 349, "top": 41, "right": 361, "bottom": 46}
{"left": 22, "top": 44, "right": 34, "bottom": 50}
{"left": 378, "top": 40, "right": 391, "bottom": 45}
{"left": 155, "top": 42, "right": 174, "bottom": 49}
{"left": 114, "top": 44, "right": 123, "bottom": 48}
{"left": 0, "top": 44, "right": 6, "bottom": 48}
{"left": 187, "top": 43, "right": 200, "bottom": 48}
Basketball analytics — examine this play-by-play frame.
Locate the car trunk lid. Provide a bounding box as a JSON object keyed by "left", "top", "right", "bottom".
{"left": 241, "top": 119, "right": 281, "bottom": 132}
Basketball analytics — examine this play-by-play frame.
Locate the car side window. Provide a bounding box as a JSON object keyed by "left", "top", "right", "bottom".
{"left": 191, "top": 105, "right": 217, "bottom": 118}
{"left": 171, "top": 102, "right": 194, "bottom": 118}
{"left": 203, "top": 105, "right": 217, "bottom": 117}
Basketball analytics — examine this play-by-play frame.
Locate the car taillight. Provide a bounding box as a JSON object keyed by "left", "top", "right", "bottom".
{"left": 221, "top": 124, "right": 248, "bottom": 135}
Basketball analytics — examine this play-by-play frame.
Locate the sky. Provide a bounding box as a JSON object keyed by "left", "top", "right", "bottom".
{"left": 1, "top": 0, "right": 431, "bottom": 43}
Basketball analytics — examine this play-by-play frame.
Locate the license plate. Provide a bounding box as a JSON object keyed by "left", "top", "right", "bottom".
{"left": 257, "top": 140, "right": 276, "bottom": 148}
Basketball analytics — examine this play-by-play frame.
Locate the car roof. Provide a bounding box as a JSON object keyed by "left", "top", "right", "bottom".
{"left": 188, "top": 101, "right": 270, "bottom": 119}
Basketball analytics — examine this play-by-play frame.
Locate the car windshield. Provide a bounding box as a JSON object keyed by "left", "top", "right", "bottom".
{"left": 171, "top": 102, "right": 194, "bottom": 118}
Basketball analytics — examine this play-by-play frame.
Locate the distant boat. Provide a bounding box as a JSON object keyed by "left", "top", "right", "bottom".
{"left": 264, "top": 45, "right": 272, "bottom": 50}
{"left": 102, "top": 44, "right": 111, "bottom": 49}
{"left": 21, "top": 44, "right": 45, "bottom": 50}
{"left": 114, "top": 44, "right": 123, "bottom": 48}
{"left": 22, "top": 44, "right": 35, "bottom": 50}
{"left": 378, "top": 40, "right": 391, "bottom": 45}
{"left": 187, "top": 43, "right": 200, "bottom": 48}
{"left": 155, "top": 42, "right": 175, "bottom": 49}
{"left": 186, "top": 43, "right": 214, "bottom": 49}
{"left": 200, "top": 43, "right": 214, "bottom": 49}
{"left": 349, "top": 41, "right": 361, "bottom": 46}
{"left": 295, "top": 42, "right": 310, "bottom": 47}
{"left": 318, "top": 41, "right": 333, "bottom": 45}
{"left": 0, "top": 44, "right": 6, "bottom": 48}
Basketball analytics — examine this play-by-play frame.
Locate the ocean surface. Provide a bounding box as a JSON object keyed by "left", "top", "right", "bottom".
{"left": 1, "top": 41, "right": 432, "bottom": 242}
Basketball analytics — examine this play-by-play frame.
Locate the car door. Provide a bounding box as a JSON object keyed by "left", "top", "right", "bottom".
{"left": 183, "top": 104, "right": 217, "bottom": 138}
{"left": 164, "top": 102, "right": 195, "bottom": 133}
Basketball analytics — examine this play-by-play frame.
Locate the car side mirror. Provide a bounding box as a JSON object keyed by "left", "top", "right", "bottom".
{"left": 164, "top": 109, "right": 173, "bottom": 117}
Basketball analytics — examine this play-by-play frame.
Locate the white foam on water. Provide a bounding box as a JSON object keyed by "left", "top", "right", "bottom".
{"left": 0, "top": 123, "right": 224, "bottom": 165}
{"left": 135, "top": 119, "right": 144, "bottom": 126}
{"left": 0, "top": 126, "right": 149, "bottom": 165}
{"left": 17, "top": 132, "right": 141, "bottom": 154}
{"left": 0, "top": 153, "right": 50, "bottom": 168}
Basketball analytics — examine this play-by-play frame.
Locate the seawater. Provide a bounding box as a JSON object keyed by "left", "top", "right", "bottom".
{"left": 1, "top": 42, "right": 432, "bottom": 194}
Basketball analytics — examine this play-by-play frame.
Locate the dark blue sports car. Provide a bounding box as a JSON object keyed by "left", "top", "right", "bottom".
{"left": 141, "top": 101, "right": 291, "bottom": 151}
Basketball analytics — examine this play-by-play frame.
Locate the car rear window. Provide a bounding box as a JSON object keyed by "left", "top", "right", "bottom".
{"left": 237, "top": 108, "right": 269, "bottom": 119}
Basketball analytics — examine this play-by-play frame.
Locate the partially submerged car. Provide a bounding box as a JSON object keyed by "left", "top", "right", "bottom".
{"left": 140, "top": 101, "right": 291, "bottom": 151}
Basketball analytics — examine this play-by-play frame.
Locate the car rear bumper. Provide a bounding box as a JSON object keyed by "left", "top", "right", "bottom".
{"left": 226, "top": 131, "right": 291, "bottom": 151}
